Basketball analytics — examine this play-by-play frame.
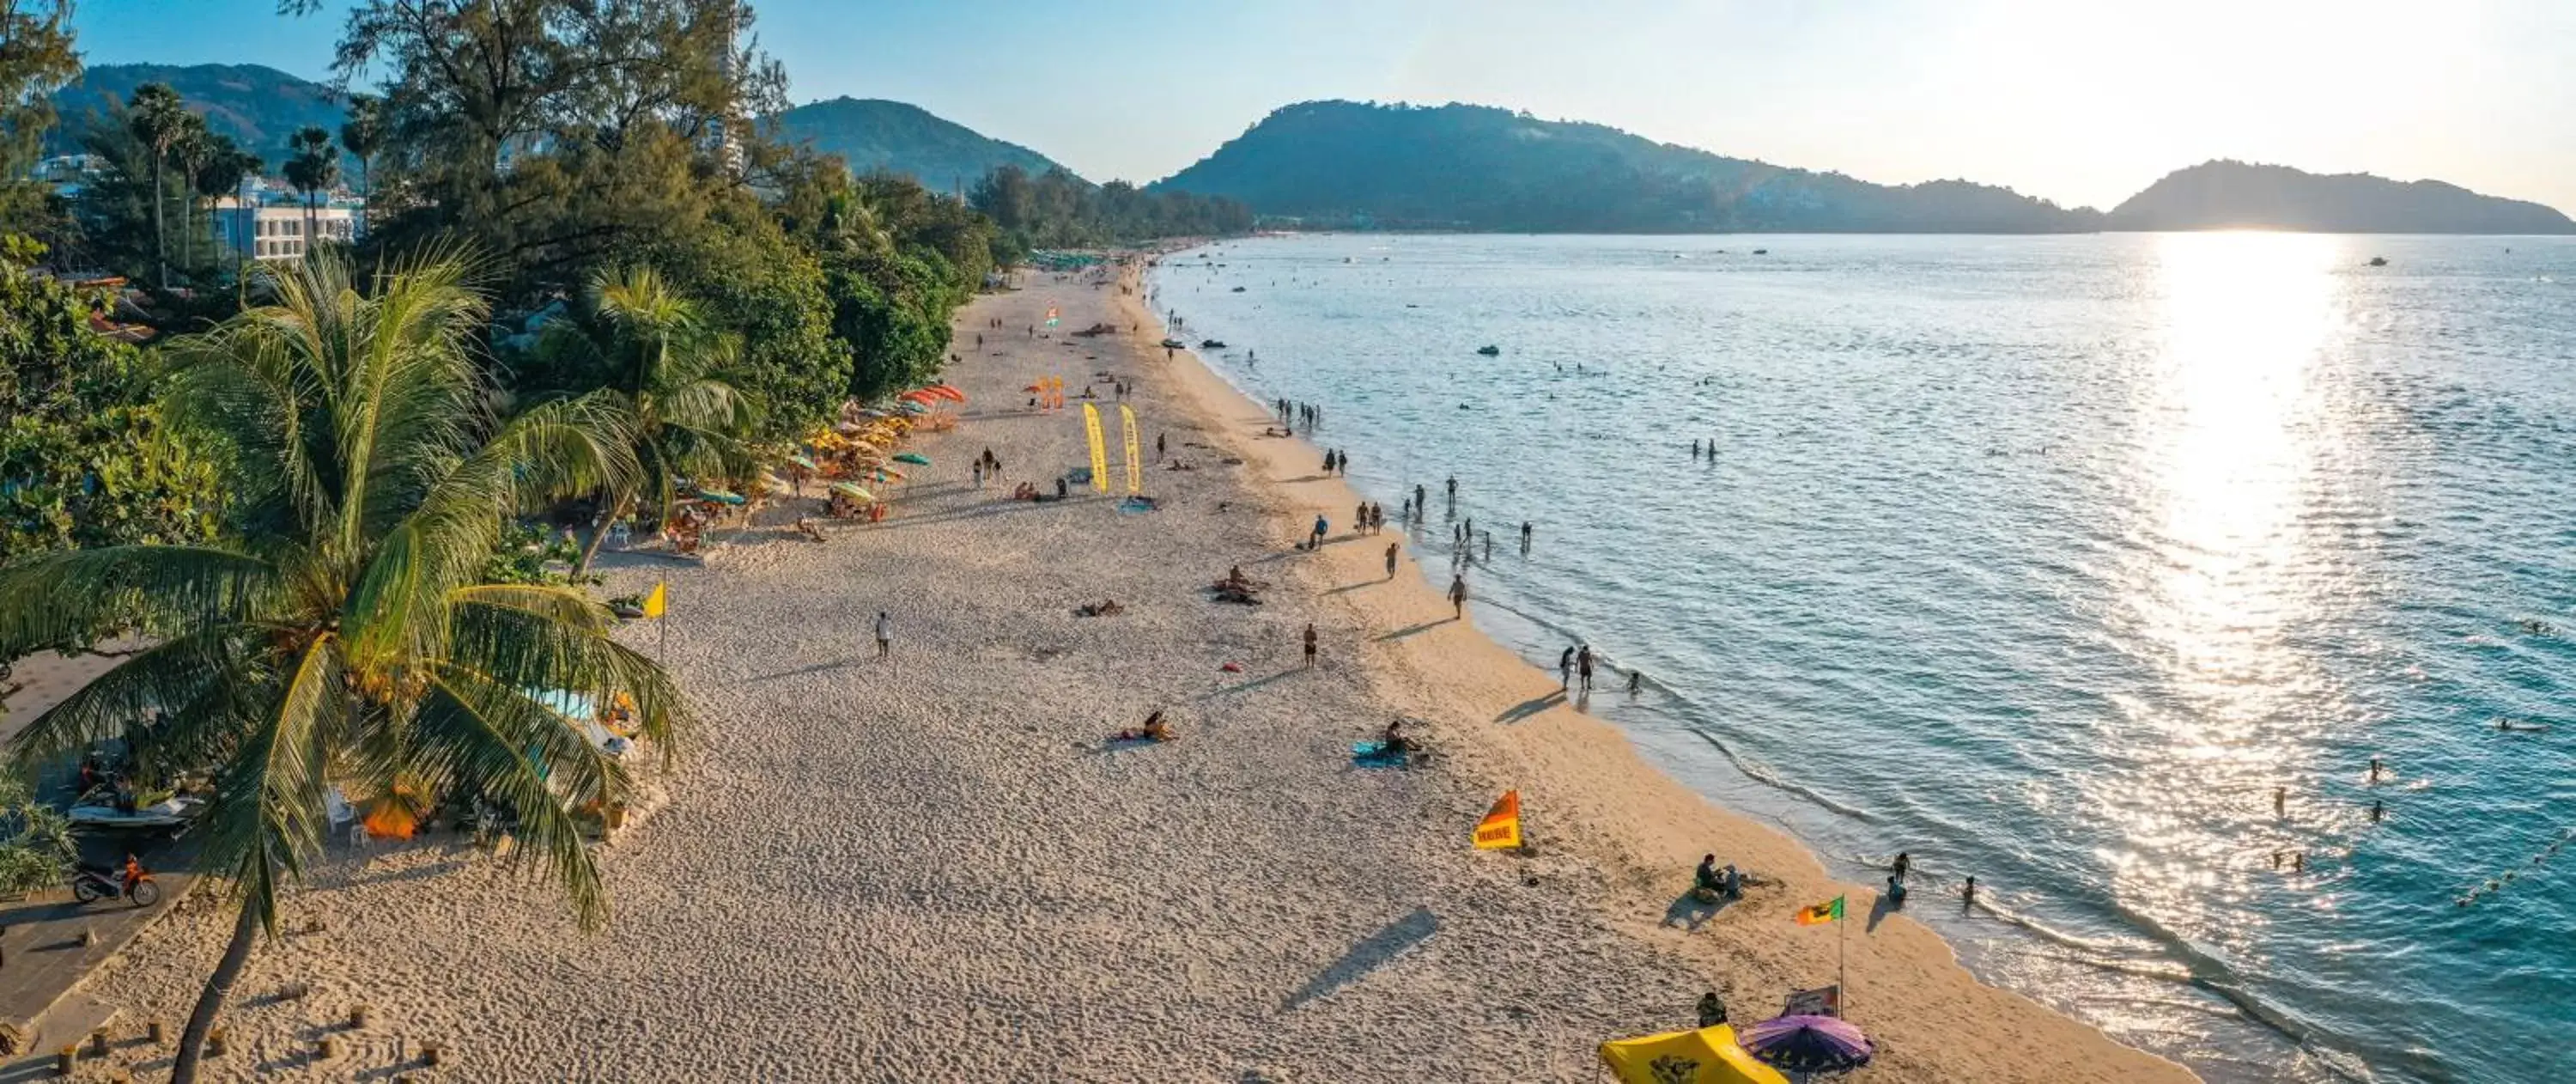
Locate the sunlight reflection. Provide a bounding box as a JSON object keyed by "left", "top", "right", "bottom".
{"left": 2099, "top": 232, "right": 2347, "bottom": 953}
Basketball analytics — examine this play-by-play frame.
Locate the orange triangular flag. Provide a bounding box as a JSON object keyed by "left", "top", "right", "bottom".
{"left": 1473, "top": 789, "right": 1523, "bottom": 850}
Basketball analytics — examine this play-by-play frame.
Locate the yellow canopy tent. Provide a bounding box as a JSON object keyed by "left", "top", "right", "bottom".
{"left": 1599, "top": 1026, "right": 1788, "bottom": 1084}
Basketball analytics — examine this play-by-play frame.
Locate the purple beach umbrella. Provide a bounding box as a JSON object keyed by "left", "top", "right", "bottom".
{"left": 1740, "top": 1014, "right": 1874, "bottom": 1075}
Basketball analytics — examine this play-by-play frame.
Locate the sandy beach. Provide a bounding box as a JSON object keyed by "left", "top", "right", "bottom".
{"left": 57, "top": 257, "right": 2196, "bottom": 1082}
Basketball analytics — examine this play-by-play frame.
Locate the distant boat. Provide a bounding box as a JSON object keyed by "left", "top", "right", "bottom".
{"left": 2367, "top": 256, "right": 2389, "bottom": 266}
{"left": 1476, "top": 345, "right": 1501, "bottom": 356}
{"left": 1753, "top": 248, "right": 1769, "bottom": 255}
{"left": 1200, "top": 338, "right": 1228, "bottom": 349}
{"left": 1230, "top": 286, "right": 1246, "bottom": 292}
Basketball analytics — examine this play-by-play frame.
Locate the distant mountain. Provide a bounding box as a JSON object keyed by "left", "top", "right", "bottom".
{"left": 48, "top": 63, "right": 349, "bottom": 166}
{"left": 2106, "top": 160, "right": 2574, "bottom": 234}
{"left": 1154, "top": 100, "right": 2096, "bottom": 233}
{"left": 767, "top": 97, "right": 1071, "bottom": 191}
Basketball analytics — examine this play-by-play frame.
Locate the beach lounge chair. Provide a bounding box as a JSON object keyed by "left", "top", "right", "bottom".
{"left": 325, "top": 785, "right": 364, "bottom": 847}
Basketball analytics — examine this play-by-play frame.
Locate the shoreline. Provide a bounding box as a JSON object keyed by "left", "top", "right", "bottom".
{"left": 1121, "top": 248, "right": 2199, "bottom": 1082}
{"left": 56, "top": 250, "right": 2196, "bottom": 1081}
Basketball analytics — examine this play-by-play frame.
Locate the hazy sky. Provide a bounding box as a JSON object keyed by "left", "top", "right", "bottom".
{"left": 70, "top": 0, "right": 2576, "bottom": 212}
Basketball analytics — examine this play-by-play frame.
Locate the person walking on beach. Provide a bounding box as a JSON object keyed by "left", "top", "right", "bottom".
{"left": 1356, "top": 501, "right": 1369, "bottom": 535}
{"left": 1303, "top": 623, "right": 1319, "bottom": 668}
{"left": 874, "top": 611, "right": 893, "bottom": 660}
{"left": 972, "top": 461, "right": 983, "bottom": 489}
{"left": 1577, "top": 644, "right": 1595, "bottom": 691}
{"left": 1157, "top": 433, "right": 1167, "bottom": 457}
{"left": 1558, "top": 647, "right": 1575, "bottom": 690}
{"left": 1322, "top": 449, "right": 1336, "bottom": 475}
{"left": 1385, "top": 541, "right": 1400, "bottom": 580}
{"left": 1449, "top": 574, "right": 1467, "bottom": 619}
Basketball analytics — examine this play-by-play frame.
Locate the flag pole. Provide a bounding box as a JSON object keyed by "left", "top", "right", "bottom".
{"left": 1838, "top": 900, "right": 1848, "bottom": 1014}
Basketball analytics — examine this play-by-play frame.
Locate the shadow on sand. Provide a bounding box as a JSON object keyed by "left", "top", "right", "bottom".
{"left": 1374, "top": 617, "right": 1456, "bottom": 643}
{"left": 1280, "top": 906, "right": 1440, "bottom": 1012}
{"left": 1662, "top": 888, "right": 1741, "bottom": 932}
{"left": 1493, "top": 691, "right": 1565, "bottom": 726}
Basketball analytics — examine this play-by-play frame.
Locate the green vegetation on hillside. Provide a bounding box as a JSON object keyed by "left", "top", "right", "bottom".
{"left": 1156, "top": 100, "right": 2096, "bottom": 233}
{"left": 2107, "top": 160, "right": 2576, "bottom": 234}
{"left": 769, "top": 96, "right": 1063, "bottom": 192}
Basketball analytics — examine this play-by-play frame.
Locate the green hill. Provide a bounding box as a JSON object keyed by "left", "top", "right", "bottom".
{"left": 48, "top": 63, "right": 349, "bottom": 167}
{"left": 1154, "top": 100, "right": 2097, "bottom": 233}
{"left": 2106, "top": 160, "right": 2574, "bottom": 234}
{"left": 767, "top": 96, "right": 1069, "bottom": 191}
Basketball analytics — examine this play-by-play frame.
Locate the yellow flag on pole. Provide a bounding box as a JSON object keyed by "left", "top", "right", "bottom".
{"left": 1082, "top": 404, "right": 1110, "bottom": 493}
{"left": 641, "top": 581, "right": 667, "bottom": 619}
{"left": 1120, "top": 405, "right": 1143, "bottom": 494}
{"left": 1473, "top": 790, "right": 1523, "bottom": 850}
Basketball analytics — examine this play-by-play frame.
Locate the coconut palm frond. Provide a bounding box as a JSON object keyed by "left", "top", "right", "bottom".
{"left": 191, "top": 634, "right": 344, "bottom": 926}
{"left": 4, "top": 628, "right": 245, "bottom": 764}
{"left": 0, "top": 546, "right": 276, "bottom": 656}
{"left": 412, "top": 673, "right": 611, "bottom": 928}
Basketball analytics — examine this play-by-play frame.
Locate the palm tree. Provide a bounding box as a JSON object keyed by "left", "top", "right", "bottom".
{"left": 172, "top": 116, "right": 211, "bottom": 277}
{"left": 536, "top": 265, "right": 762, "bottom": 570}
{"left": 281, "top": 126, "right": 339, "bottom": 256}
{"left": 0, "top": 251, "right": 688, "bottom": 1084}
{"left": 338, "top": 93, "right": 386, "bottom": 234}
{"left": 125, "top": 82, "right": 188, "bottom": 289}
{"left": 191, "top": 137, "right": 258, "bottom": 285}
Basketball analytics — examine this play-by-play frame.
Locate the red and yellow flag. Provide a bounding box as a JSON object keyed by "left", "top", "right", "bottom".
{"left": 1473, "top": 790, "right": 1522, "bottom": 850}
{"left": 1795, "top": 895, "right": 1845, "bottom": 926}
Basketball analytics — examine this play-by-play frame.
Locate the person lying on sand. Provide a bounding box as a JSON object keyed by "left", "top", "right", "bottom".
{"left": 1111, "top": 709, "right": 1174, "bottom": 743}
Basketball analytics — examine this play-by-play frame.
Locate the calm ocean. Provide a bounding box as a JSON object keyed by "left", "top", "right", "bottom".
{"left": 1149, "top": 233, "right": 2576, "bottom": 1084}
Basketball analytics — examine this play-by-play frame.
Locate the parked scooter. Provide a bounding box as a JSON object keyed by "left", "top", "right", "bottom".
{"left": 70, "top": 855, "right": 160, "bottom": 908}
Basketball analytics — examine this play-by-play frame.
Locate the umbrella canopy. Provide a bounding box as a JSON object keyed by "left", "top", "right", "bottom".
{"left": 874, "top": 466, "right": 906, "bottom": 481}
{"left": 828, "top": 482, "right": 873, "bottom": 501}
{"left": 901, "top": 401, "right": 930, "bottom": 414}
{"left": 930, "top": 385, "right": 966, "bottom": 401}
{"left": 696, "top": 488, "right": 744, "bottom": 506}
{"left": 893, "top": 452, "right": 930, "bottom": 466}
{"left": 1739, "top": 1016, "right": 1872, "bottom": 1075}
{"left": 787, "top": 454, "right": 818, "bottom": 471}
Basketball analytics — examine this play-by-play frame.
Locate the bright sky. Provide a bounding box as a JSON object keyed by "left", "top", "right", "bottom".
{"left": 70, "top": 0, "right": 2576, "bottom": 212}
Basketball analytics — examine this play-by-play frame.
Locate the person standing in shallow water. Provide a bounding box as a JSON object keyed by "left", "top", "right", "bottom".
{"left": 1521, "top": 521, "right": 1532, "bottom": 553}
{"left": 1577, "top": 644, "right": 1595, "bottom": 691}
{"left": 1558, "top": 647, "right": 1575, "bottom": 690}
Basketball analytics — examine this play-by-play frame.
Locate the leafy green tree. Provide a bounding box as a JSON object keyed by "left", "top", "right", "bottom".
{"left": 0, "top": 240, "right": 225, "bottom": 563}
{"left": 0, "top": 0, "right": 81, "bottom": 235}
{"left": 0, "top": 250, "right": 689, "bottom": 1084}
{"left": 191, "top": 136, "right": 260, "bottom": 285}
{"left": 283, "top": 125, "right": 338, "bottom": 249}
{"left": 0, "top": 774, "right": 76, "bottom": 897}
{"left": 629, "top": 209, "right": 844, "bottom": 442}
{"left": 338, "top": 91, "right": 385, "bottom": 210}
{"left": 125, "top": 82, "right": 190, "bottom": 289}
{"left": 172, "top": 114, "right": 214, "bottom": 275}
{"left": 526, "top": 264, "right": 760, "bottom": 569}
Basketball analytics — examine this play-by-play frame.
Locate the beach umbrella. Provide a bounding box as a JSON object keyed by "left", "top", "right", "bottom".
{"left": 894, "top": 453, "right": 931, "bottom": 466}
{"left": 787, "top": 454, "right": 818, "bottom": 471}
{"left": 829, "top": 482, "right": 873, "bottom": 501}
{"left": 696, "top": 488, "right": 744, "bottom": 506}
{"left": 1738, "top": 1016, "right": 1872, "bottom": 1076}
{"left": 901, "top": 401, "right": 929, "bottom": 414}
{"left": 930, "top": 385, "right": 966, "bottom": 401}
{"left": 835, "top": 421, "right": 864, "bottom": 435}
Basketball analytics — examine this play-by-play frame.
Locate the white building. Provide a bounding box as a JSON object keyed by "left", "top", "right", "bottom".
{"left": 210, "top": 185, "right": 365, "bottom": 261}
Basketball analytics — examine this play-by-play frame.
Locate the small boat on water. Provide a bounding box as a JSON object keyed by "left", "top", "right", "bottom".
{"left": 1230, "top": 285, "right": 1246, "bottom": 292}
{"left": 1753, "top": 248, "right": 1770, "bottom": 255}
{"left": 1200, "top": 338, "right": 1228, "bottom": 349}
{"left": 1476, "top": 344, "right": 1501, "bottom": 356}
{"left": 2367, "top": 256, "right": 2389, "bottom": 266}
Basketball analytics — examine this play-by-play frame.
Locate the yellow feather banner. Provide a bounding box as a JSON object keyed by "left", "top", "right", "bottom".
{"left": 641, "top": 581, "right": 667, "bottom": 619}
{"left": 1082, "top": 404, "right": 1110, "bottom": 493}
{"left": 1120, "top": 405, "right": 1143, "bottom": 495}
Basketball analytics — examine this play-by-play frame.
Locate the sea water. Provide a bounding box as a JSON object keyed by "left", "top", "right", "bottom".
{"left": 1147, "top": 233, "right": 2576, "bottom": 1084}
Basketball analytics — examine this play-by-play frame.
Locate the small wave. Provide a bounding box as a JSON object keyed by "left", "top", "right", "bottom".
{"left": 1686, "top": 728, "right": 1876, "bottom": 822}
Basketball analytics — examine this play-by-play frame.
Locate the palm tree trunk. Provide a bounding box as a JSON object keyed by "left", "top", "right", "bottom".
{"left": 575, "top": 492, "right": 632, "bottom": 574}
{"left": 151, "top": 158, "right": 169, "bottom": 289}
{"left": 171, "top": 898, "right": 262, "bottom": 1084}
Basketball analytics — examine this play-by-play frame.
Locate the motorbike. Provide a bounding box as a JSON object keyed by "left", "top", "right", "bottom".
{"left": 70, "top": 859, "right": 160, "bottom": 908}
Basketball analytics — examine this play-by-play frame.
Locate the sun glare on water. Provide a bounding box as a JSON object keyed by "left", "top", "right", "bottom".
{"left": 2096, "top": 231, "right": 2353, "bottom": 949}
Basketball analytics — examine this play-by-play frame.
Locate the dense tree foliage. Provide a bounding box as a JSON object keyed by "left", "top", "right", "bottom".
{"left": 0, "top": 240, "right": 223, "bottom": 563}
{"left": 0, "top": 0, "right": 80, "bottom": 235}
{"left": 972, "top": 164, "right": 1252, "bottom": 256}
